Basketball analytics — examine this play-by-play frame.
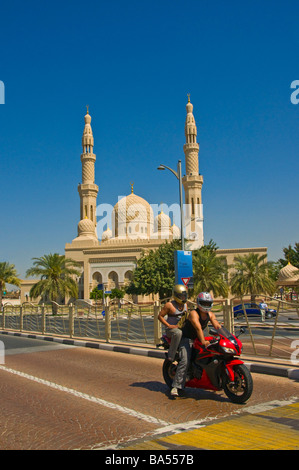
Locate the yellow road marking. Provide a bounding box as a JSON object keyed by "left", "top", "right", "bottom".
{"left": 122, "top": 402, "right": 299, "bottom": 450}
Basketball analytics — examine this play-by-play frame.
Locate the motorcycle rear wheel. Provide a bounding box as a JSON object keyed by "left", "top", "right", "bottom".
{"left": 162, "top": 359, "right": 177, "bottom": 388}
{"left": 223, "top": 364, "right": 253, "bottom": 404}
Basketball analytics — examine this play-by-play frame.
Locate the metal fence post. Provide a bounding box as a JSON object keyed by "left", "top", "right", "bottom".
{"left": 223, "top": 299, "right": 234, "bottom": 333}
{"left": 69, "top": 303, "right": 74, "bottom": 338}
{"left": 20, "top": 305, "right": 23, "bottom": 332}
{"left": 230, "top": 299, "right": 235, "bottom": 334}
{"left": 2, "top": 305, "right": 5, "bottom": 330}
{"left": 269, "top": 299, "right": 281, "bottom": 356}
{"left": 223, "top": 300, "right": 228, "bottom": 331}
{"left": 41, "top": 304, "right": 46, "bottom": 335}
{"left": 105, "top": 305, "right": 111, "bottom": 342}
{"left": 241, "top": 297, "right": 257, "bottom": 355}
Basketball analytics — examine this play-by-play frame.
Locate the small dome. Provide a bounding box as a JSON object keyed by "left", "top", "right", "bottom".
{"left": 154, "top": 211, "right": 171, "bottom": 232}
{"left": 172, "top": 223, "right": 180, "bottom": 239}
{"left": 186, "top": 94, "right": 193, "bottom": 114}
{"left": 84, "top": 111, "right": 91, "bottom": 125}
{"left": 78, "top": 217, "right": 95, "bottom": 235}
{"left": 277, "top": 262, "right": 299, "bottom": 286}
{"left": 186, "top": 101, "right": 193, "bottom": 114}
{"left": 102, "top": 226, "right": 112, "bottom": 241}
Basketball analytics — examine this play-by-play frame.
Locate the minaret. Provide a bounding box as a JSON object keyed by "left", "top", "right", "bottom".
{"left": 78, "top": 107, "right": 99, "bottom": 227}
{"left": 182, "top": 95, "right": 204, "bottom": 248}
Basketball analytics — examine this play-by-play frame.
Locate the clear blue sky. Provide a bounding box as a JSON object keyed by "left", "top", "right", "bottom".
{"left": 0, "top": 0, "right": 298, "bottom": 281}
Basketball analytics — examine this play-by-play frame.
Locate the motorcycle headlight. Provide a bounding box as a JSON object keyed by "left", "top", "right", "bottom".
{"left": 221, "top": 347, "right": 236, "bottom": 354}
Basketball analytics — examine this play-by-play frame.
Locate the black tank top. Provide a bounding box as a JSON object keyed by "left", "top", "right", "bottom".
{"left": 182, "top": 308, "right": 210, "bottom": 340}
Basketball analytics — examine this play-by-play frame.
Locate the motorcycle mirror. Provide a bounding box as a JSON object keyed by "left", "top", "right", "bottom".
{"left": 237, "top": 327, "right": 246, "bottom": 337}
{"left": 209, "top": 327, "right": 218, "bottom": 336}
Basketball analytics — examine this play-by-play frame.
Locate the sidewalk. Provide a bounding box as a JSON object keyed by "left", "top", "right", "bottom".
{"left": 1, "top": 330, "right": 299, "bottom": 380}
{"left": 118, "top": 400, "right": 299, "bottom": 450}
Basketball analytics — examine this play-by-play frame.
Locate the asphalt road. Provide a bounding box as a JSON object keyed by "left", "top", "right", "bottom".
{"left": 0, "top": 334, "right": 298, "bottom": 451}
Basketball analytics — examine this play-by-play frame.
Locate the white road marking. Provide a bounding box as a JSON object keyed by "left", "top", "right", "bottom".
{"left": 1, "top": 364, "right": 297, "bottom": 444}
{"left": 0, "top": 365, "right": 170, "bottom": 427}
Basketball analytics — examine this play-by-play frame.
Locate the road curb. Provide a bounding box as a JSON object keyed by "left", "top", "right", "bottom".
{"left": 1, "top": 330, "right": 298, "bottom": 380}
{"left": 244, "top": 361, "right": 299, "bottom": 380}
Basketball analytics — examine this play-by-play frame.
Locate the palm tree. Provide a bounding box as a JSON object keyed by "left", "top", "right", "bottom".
{"left": 26, "top": 253, "right": 81, "bottom": 313}
{"left": 0, "top": 262, "right": 21, "bottom": 305}
{"left": 192, "top": 244, "right": 229, "bottom": 298}
{"left": 230, "top": 253, "right": 276, "bottom": 301}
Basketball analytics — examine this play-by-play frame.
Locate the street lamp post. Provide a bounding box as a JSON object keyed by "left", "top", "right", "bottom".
{"left": 157, "top": 159, "right": 185, "bottom": 251}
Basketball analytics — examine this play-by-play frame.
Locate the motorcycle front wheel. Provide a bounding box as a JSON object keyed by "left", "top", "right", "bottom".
{"left": 223, "top": 364, "right": 253, "bottom": 404}
{"left": 162, "top": 359, "right": 177, "bottom": 388}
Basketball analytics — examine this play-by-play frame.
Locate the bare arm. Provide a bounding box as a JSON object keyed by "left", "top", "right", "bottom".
{"left": 158, "top": 302, "right": 177, "bottom": 329}
{"left": 209, "top": 311, "right": 221, "bottom": 330}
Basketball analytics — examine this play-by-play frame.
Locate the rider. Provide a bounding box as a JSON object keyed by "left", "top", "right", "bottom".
{"left": 158, "top": 284, "right": 188, "bottom": 362}
{"left": 170, "top": 292, "right": 221, "bottom": 397}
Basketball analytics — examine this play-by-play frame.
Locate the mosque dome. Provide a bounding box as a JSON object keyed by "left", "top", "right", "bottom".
{"left": 171, "top": 223, "right": 181, "bottom": 239}
{"left": 112, "top": 185, "right": 154, "bottom": 238}
{"left": 78, "top": 217, "right": 96, "bottom": 236}
{"left": 154, "top": 210, "right": 171, "bottom": 233}
{"left": 277, "top": 262, "right": 299, "bottom": 286}
{"left": 102, "top": 226, "right": 112, "bottom": 241}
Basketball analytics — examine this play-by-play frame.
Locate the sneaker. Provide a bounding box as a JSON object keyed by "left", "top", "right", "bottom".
{"left": 170, "top": 387, "right": 179, "bottom": 397}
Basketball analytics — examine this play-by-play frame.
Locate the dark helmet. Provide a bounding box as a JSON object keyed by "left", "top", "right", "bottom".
{"left": 173, "top": 284, "right": 188, "bottom": 305}
{"left": 197, "top": 292, "right": 213, "bottom": 312}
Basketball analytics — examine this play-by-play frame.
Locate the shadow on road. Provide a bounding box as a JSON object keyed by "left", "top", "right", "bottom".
{"left": 130, "top": 380, "right": 233, "bottom": 403}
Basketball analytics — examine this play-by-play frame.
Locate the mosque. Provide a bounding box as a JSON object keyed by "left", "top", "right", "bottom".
{"left": 21, "top": 97, "right": 267, "bottom": 303}
{"left": 63, "top": 96, "right": 267, "bottom": 301}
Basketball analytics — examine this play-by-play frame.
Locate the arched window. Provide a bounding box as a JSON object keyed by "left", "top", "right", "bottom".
{"left": 108, "top": 271, "right": 119, "bottom": 289}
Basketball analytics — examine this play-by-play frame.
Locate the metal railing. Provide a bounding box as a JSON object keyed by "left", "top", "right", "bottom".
{"left": 1, "top": 296, "right": 298, "bottom": 361}
{"left": 230, "top": 296, "right": 299, "bottom": 359}
{"left": 1, "top": 300, "right": 161, "bottom": 345}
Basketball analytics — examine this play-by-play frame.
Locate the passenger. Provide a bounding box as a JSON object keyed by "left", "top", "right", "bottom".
{"left": 158, "top": 284, "right": 188, "bottom": 362}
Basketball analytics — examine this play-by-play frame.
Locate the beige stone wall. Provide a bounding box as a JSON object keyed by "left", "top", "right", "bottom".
{"left": 20, "top": 280, "right": 40, "bottom": 303}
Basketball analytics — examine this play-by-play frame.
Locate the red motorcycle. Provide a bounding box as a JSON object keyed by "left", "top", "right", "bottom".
{"left": 161, "top": 326, "right": 253, "bottom": 403}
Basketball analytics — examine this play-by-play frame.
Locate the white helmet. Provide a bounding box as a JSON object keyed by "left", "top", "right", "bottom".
{"left": 197, "top": 292, "right": 213, "bottom": 312}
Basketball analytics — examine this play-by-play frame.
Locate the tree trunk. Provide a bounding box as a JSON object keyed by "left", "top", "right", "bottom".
{"left": 51, "top": 301, "right": 58, "bottom": 315}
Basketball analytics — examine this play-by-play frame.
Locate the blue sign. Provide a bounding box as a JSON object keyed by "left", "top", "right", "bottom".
{"left": 174, "top": 250, "right": 193, "bottom": 288}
